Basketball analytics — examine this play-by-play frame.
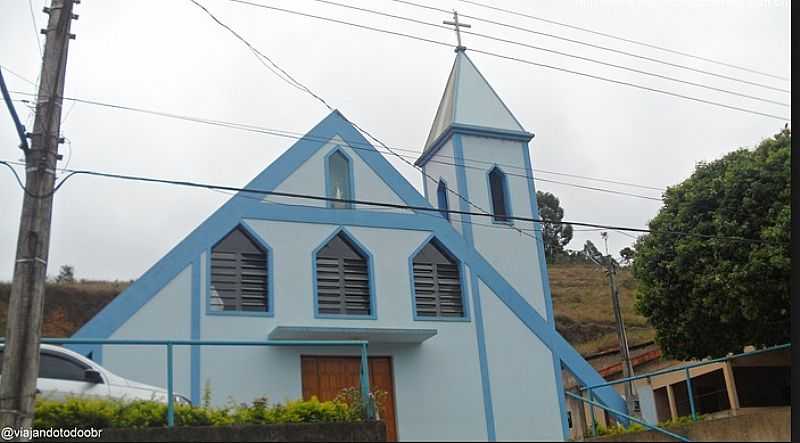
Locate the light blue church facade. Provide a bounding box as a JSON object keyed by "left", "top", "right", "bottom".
{"left": 72, "top": 51, "right": 624, "bottom": 441}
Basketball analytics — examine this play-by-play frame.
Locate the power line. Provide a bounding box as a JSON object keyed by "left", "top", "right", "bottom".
{"left": 468, "top": 47, "right": 790, "bottom": 122}
{"left": 0, "top": 159, "right": 778, "bottom": 245}
{"left": 7, "top": 87, "right": 667, "bottom": 192}
{"left": 390, "top": 0, "right": 791, "bottom": 94}
{"left": 218, "top": 0, "right": 790, "bottom": 121}
{"left": 6, "top": 91, "right": 665, "bottom": 200}
{"left": 188, "top": 0, "right": 541, "bottom": 242}
{"left": 455, "top": 0, "right": 791, "bottom": 83}
{"left": 314, "top": 0, "right": 789, "bottom": 104}
{"left": 213, "top": 184, "right": 607, "bottom": 233}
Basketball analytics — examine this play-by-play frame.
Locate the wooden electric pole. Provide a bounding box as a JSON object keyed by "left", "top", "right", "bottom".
{"left": 0, "top": 0, "right": 78, "bottom": 432}
{"left": 600, "top": 232, "right": 636, "bottom": 416}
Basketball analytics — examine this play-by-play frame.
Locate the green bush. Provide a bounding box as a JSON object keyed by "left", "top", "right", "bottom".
{"left": 33, "top": 394, "right": 367, "bottom": 429}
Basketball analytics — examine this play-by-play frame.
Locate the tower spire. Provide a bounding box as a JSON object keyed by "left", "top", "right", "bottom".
{"left": 443, "top": 10, "right": 471, "bottom": 52}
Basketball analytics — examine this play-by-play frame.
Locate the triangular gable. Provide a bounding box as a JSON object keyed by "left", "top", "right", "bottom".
{"left": 239, "top": 110, "right": 433, "bottom": 211}
{"left": 423, "top": 52, "right": 526, "bottom": 154}
{"left": 72, "top": 110, "right": 436, "bottom": 342}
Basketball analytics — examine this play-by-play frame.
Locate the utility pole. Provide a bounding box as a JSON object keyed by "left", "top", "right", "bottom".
{"left": 589, "top": 233, "right": 637, "bottom": 416}
{"left": 0, "top": 0, "right": 78, "bottom": 433}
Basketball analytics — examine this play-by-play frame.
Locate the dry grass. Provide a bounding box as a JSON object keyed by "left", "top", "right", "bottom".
{"left": 0, "top": 281, "right": 128, "bottom": 337}
{"left": 549, "top": 263, "right": 655, "bottom": 355}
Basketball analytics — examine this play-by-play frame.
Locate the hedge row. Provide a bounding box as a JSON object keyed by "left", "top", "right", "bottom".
{"left": 34, "top": 390, "right": 365, "bottom": 429}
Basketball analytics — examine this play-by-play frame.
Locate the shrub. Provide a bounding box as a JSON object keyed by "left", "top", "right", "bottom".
{"left": 33, "top": 392, "right": 370, "bottom": 429}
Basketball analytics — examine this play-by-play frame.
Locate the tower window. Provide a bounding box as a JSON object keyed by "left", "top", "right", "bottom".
{"left": 412, "top": 240, "right": 465, "bottom": 318}
{"left": 210, "top": 227, "right": 269, "bottom": 313}
{"left": 489, "top": 167, "right": 511, "bottom": 222}
{"left": 437, "top": 180, "right": 450, "bottom": 220}
{"left": 315, "top": 232, "right": 372, "bottom": 317}
{"left": 327, "top": 149, "right": 353, "bottom": 209}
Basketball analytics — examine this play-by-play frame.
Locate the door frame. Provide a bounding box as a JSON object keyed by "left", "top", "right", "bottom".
{"left": 300, "top": 355, "right": 399, "bottom": 440}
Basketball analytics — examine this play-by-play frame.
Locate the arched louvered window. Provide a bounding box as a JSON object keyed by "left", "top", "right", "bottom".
{"left": 315, "top": 232, "right": 372, "bottom": 317}
{"left": 209, "top": 227, "right": 269, "bottom": 313}
{"left": 412, "top": 240, "right": 465, "bottom": 318}
{"left": 327, "top": 149, "right": 353, "bottom": 209}
{"left": 489, "top": 167, "right": 511, "bottom": 223}
{"left": 437, "top": 180, "right": 450, "bottom": 221}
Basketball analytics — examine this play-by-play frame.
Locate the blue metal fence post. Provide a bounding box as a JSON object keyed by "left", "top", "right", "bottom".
{"left": 589, "top": 388, "right": 597, "bottom": 437}
{"left": 167, "top": 343, "right": 175, "bottom": 427}
{"left": 685, "top": 368, "right": 697, "bottom": 421}
{"left": 359, "top": 343, "right": 373, "bottom": 420}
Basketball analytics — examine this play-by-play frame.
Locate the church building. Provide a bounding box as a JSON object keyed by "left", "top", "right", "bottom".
{"left": 72, "top": 49, "right": 625, "bottom": 441}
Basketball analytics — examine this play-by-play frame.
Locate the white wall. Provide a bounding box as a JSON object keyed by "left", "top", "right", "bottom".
{"left": 459, "top": 135, "right": 549, "bottom": 318}
{"left": 264, "top": 135, "right": 411, "bottom": 214}
{"left": 199, "top": 220, "right": 488, "bottom": 440}
{"left": 479, "top": 280, "right": 563, "bottom": 441}
{"left": 422, "top": 140, "right": 463, "bottom": 236}
{"left": 103, "top": 266, "right": 192, "bottom": 397}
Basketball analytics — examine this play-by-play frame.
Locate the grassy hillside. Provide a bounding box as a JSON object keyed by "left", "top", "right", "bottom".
{"left": 0, "top": 281, "right": 127, "bottom": 337}
{"left": 549, "top": 263, "right": 655, "bottom": 355}
{"left": 0, "top": 264, "right": 654, "bottom": 355}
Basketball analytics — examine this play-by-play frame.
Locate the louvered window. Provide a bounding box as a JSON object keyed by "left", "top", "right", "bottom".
{"left": 413, "top": 240, "right": 465, "bottom": 318}
{"left": 209, "top": 227, "right": 269, "bottom": 313}
{"left": 316, "top": 233, "right": 371, "bottom": 316}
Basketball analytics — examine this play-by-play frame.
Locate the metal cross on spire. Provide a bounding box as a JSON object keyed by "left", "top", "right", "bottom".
{"left": 443, "top": 10, "right": 471, "bottom": 52}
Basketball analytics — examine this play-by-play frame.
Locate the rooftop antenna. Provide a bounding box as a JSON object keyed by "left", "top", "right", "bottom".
{"left": 443, "top": 10, "right": 471, "bottom": 52}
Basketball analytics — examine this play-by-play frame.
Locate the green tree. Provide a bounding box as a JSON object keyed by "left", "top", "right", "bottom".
{"left": 536, "top": 191, "right": 573, "bottom": 262}
{"left": 583, "top": 240, "right": 601, "bottom": 260}
{"left": 633, "top": 129, "right": 790, "bottom": 360}
{"left": 619, "top": 247, "right": 636, "bottom": 265}
{"left": 55, "top": 265, "right": 75, "bottom": 284}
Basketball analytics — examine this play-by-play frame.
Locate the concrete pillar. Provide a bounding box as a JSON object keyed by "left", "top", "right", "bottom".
{"left": 723, "top": 361, "right": 740, "bottom": 415}
{"left": 666, "top": 384, "right": 678, "bottom": 420}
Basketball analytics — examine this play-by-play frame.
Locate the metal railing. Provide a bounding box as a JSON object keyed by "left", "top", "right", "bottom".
{"left": 571, "top": 343, "right": 790, "bottom": 441}
{"left": 11, "top": 338, "right": 374, "bottom": 427}
{"left": 566, "top": 391, "right": 691, "bottom": 442}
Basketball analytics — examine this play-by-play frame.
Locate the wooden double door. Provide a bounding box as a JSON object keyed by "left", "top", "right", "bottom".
{"left": 301, "top": 356, "right": 397, "bottom": 441}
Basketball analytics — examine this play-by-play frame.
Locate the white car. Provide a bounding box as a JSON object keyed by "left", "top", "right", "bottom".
{"left": 0, "top": 344, "right": 190, "bottom": 405}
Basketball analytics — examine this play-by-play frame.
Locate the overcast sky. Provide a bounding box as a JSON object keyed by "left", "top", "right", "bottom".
{"left": 0, "top": 0, "right": 791, "bottom": 281}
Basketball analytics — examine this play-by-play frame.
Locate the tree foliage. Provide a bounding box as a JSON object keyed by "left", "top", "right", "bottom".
{"left": 536, "top": 191, "right": 574, "bottom": 262}
{"left": 55, "top": 265, "right": 75, "bottom": 284}
{"left": 619, "top": 247, "right": 636, "bottom": 265}
{"left": 633, "top": 129, "right": 790, "bottom": 359}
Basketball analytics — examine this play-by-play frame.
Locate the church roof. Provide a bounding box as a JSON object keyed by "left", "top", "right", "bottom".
{"left": 420, "top": 51, "right": 528, "bottom": 160}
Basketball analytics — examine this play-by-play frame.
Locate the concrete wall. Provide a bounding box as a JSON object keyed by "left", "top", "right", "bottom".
{"left": 587, "top": 407, "right": 790, "bottom": 442}
{"left": 88, "top": 422, "right": 387, "bottom": 442}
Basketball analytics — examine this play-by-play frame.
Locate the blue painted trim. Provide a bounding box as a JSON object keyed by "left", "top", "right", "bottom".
{"left": 324, "top": 146, "right": 355, "bottom": 209}
{"left": 311, "top": 226, "right": 377, "bottom": 320}
{"left": 521, "top": 142, "right": 569, "bottom": 440}
{"left": 190, "top": 257, "right": 201, "bottom": 405}
{"left": 0, "top": 68, "right": 29, "bottom": 150}
{"left": 205, "top": 222, "right": 274, "bottom": 318}
{"left": 71, "top": 110, "right": 626, "bottom": 416}
{"left": 436, "top": 178, "right": 450, "bottom": 221}
{"left": 407, "top": 233, "right": 471, "bottom": 322}
{"left": 417, "top": 123, "right": 534, "bottom": 167}
{"left": 454, "top": 134, "right": 497, "bottom": 441}
{"left": 486, "top": 166, "right": 514, "bottom": 225}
